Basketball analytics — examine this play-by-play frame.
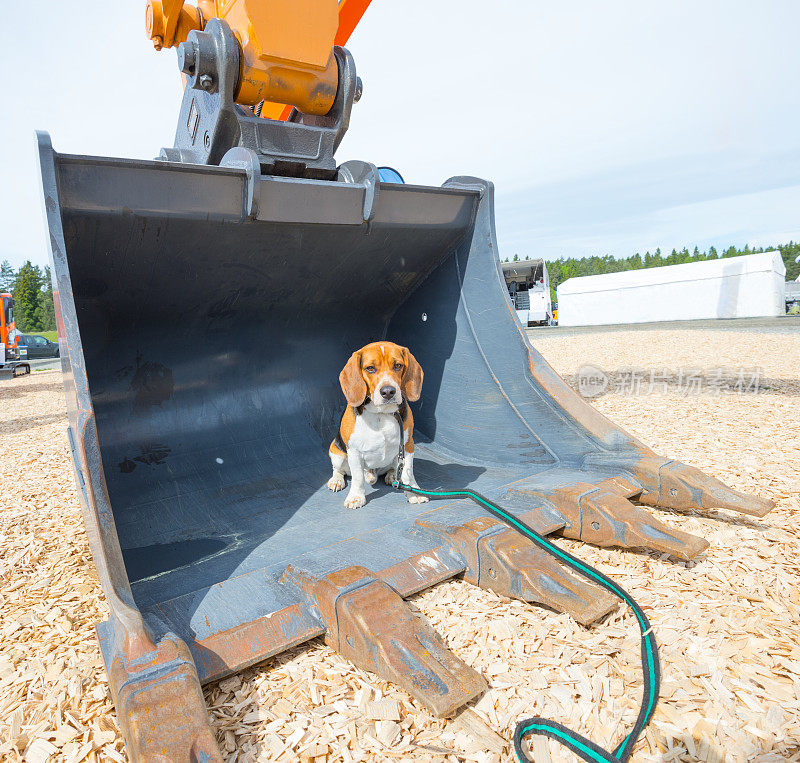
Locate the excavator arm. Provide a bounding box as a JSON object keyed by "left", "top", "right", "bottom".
{"left": 146, "top": 0, "right": 372, "bottom": 120}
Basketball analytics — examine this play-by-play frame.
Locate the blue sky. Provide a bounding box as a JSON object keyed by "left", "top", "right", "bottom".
{"left": 2, "top": 1, "right": 799, "bottom": 268}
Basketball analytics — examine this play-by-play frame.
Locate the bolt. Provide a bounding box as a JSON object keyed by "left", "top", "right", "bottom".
{"left": 199, "top": 74, "right": 214, "bottom": 91}
{"left": 177, "top": 41, "right": 196, "bottom": 75}
{"left": 203, "top": 131, "right": 211, "bottom": 149}
{"left": 354, "top": 76, "right": 363, "bottom": 102}
{"left": 591, "top": 521, "right": 600, "bottom": 530}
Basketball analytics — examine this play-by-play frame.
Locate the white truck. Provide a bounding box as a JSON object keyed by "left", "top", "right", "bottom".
{"left": 502, "top": 259, "right": 553, "bottom": 326}
{"left": 786, "top": 280, "right": 800, "bottom": 312}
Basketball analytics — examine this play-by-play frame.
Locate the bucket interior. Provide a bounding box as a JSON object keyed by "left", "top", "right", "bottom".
{"left": 59, "top": 178, "right": 562, "bottom": 612}
{"left": 50, "top": 158, "right": 611, "bottom": 657}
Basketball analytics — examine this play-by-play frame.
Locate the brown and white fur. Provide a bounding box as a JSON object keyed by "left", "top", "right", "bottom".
{"left": 328, "top": 342, "right": 428, "bottom": 509}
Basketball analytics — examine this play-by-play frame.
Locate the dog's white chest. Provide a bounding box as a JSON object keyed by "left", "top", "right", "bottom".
{"left": 349, "top": 411, "right": 402, "bottom": 468}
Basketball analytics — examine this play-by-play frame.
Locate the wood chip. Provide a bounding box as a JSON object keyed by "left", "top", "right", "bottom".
{"left": 375, "top": 719, "right": 401, "bottom": 746}
{"left": 24, "top": 738, "right": 59, "bottom": 763}
{"left": 451, "top": 707, "right": 508, "bottom": 755}
{"left": 364, "top": 699, "right": 401, "bottom": 721}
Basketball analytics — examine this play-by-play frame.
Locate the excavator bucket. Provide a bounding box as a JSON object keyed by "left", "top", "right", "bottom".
{"left": 37, "top": 116, "right": 773, "bottom": 756}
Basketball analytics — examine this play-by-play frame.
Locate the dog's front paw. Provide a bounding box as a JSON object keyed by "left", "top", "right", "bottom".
{"left": 327, "top": 474, "right": 346, "bottom": 492}
{"left": 384, "top": 469, "right": 397, "bottom": 485}
{"left": 365, "top": 470, "right": 378, "bottom": 485}
{"left": 344, "top": 492, "right": 366, "bottom": 509}
{"left": 406, "top": 492, "right": 429, "bottom": 504}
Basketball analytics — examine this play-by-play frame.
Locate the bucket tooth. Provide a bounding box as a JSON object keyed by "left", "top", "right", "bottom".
{"left": 634, "top": 457, "right": 775, "bottom": 517}
{"left": 283, "top": 565, "right": 487, "bottom": 717}
{"left": 417, "top": 516, "right": 617, "bottom": 625}
{"left": 98, "top": 620, "right": 221, "bottom": 762}
{"left": 548, "top": 483, "right": 709, "bottom": 561}
{"left": 477, "top": 526, "right": 619, "bottom": 625}
{"left": 415, "top": 516, "right": 617, "bottom": 624}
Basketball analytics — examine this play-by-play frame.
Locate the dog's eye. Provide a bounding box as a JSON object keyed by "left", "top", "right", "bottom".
{"left": 393, "top": 362, "right": 403, "bottom": 371}
{"left": 364, "top": 365, "right": 376, "bottom": 374}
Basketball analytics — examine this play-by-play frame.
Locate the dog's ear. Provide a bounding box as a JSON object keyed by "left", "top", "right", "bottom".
{"left": 340, "top": 351, "right": 368, "bottom": 406}
{"left": 402, "top": 348, "right": 423, "bottom": 402}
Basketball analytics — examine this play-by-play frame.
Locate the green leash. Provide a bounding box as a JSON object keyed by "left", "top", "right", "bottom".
{"left": 391, "top": 477, "right": 660, "bottom": 762}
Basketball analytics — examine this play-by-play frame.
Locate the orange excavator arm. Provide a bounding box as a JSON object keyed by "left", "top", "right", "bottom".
{"left": 146, "top": 0, "right": 373, "bottom": 121}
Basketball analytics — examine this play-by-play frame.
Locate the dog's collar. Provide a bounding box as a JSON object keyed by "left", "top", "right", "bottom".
{"left": 355, "top": 397, "right": 407, "bottom": 419}
{"left": 334, "top": 400, "right": 407, "bottom": 454}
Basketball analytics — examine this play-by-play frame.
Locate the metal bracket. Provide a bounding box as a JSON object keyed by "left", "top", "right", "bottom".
{"left": 220, "top": 147, "right": 261, "bottom": 218}
{"left": 161, "top": 19, "right": 358, "bottom": 179}
{"left": 337, "top": 160, "right": 381, "bottom": 222}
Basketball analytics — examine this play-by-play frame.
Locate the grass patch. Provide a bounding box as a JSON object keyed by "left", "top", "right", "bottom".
{"left": 37, "top": 331, "right": 58, "bottom": 342}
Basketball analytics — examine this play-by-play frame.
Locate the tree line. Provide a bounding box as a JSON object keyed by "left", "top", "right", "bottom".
{"left": 1, "top": 260, "right": 57, "bottom": 333}
{"left": 6, "top": 242, "right": 799, "bottom": 332}
{"left": 504, "top": 242, "right": 800, "bottom": 301}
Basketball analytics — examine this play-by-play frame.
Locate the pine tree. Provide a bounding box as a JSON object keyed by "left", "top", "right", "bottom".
{"left": 0, "top": 261, "right": 15, "bottom": 293}
{"left": 34, "top": 266, "right": 57, "bottom": 332}
{"left": 12, "top": 261, "right": 44, "bottom": 332}
{"left": 513, "top": 254, "right": 519, "bottom": 262}
{"left": 777, "top": 241, "right": 800, "bottom": 280}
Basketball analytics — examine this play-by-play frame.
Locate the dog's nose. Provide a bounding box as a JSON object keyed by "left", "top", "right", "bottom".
{"left": 379, "top": 385, "right": 397, "bottom": 401}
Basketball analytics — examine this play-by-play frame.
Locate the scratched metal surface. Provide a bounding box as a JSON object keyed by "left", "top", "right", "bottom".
{"left": 45, "top": 152, "right": 647, "bottom": 680}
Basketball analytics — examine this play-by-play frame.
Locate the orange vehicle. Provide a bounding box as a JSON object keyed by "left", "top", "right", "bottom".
{"left": 0, "top": 293, "right": 30, "bottom": 378}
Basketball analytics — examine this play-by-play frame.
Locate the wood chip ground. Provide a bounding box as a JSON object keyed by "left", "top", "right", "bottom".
{"left": 1, "top": 327, "right": 799, "bottom": 761}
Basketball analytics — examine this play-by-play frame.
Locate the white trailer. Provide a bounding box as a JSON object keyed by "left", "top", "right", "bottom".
{"left": 557, "top": 251, "right": 786, "bottom": 327}
{"left": 502, "top": 259, "right": 553, "bottom": 326}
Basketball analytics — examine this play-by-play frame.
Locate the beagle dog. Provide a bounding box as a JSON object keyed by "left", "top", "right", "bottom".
{"left": 328, "top": 342, "right": 428, "bottom": 509}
